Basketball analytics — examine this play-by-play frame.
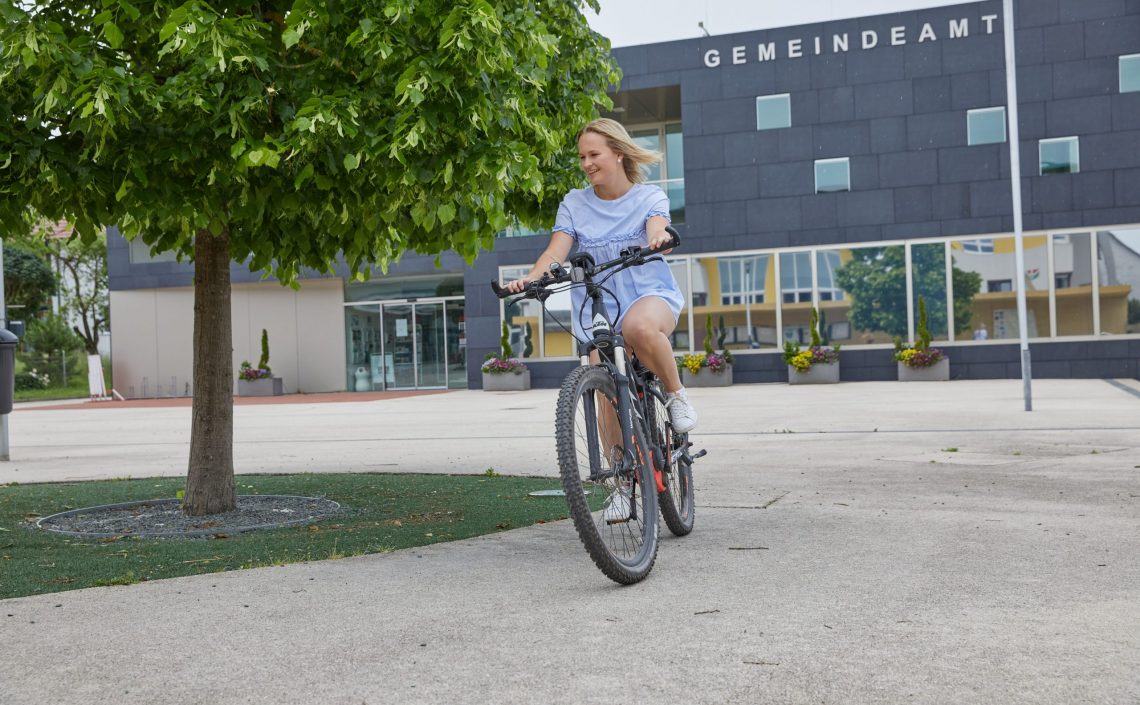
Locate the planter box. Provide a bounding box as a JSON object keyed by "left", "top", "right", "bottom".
{"left": 681, "top": 366, "right": 733, "bottom": 388}
{"left": 898, "top": 357, "right": 950, "bottom": 381}
{"left": 787, "top": 362, "right": 840, "bottom": 385}
{"left": 482, "top": 369, "right": 531, "bottom": 391}
{"left": 237, "top": 377, "right": 284, "bottom": 396}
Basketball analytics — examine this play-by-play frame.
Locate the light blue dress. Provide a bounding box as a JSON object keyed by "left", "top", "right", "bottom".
{"left": 552, "top": 183, "right": 685, "bottom": 340}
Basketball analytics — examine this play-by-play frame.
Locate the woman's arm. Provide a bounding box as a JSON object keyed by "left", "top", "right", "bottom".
{"left": 504, "top": 230, "right": 575, "bottom": 293}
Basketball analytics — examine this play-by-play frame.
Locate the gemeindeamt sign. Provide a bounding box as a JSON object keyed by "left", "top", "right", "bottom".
{"left": 703, "top": 14, "right": 999, "bottom": 68}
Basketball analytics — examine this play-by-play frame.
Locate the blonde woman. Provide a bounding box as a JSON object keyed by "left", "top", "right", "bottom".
{"left": 506, "top": 118, "right": 697, "bottom": 433}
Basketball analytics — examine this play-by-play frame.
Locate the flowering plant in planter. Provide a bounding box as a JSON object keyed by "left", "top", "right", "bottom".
{"left": 481, "top": 321, "right": 529, "bottom": 375}
{"left": 676, "top": 315, "right": 735, "bottom": 376}
{"left": 678, "top": 351, "right": 729, "bottom": 375}
{"left": 237, "top": 361, "right": 273, "bottom": 381}
{"left": 894, "top": 296, "right": 945, "bottom": 368}
{"left": 783, "top": 308, "right": 840, "bottom": 373}
{"left": 237, "top": 329, "right": 274, "bottom": 380}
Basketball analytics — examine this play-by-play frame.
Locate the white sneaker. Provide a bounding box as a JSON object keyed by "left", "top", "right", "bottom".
{"left": 665, "top": 388, "right": 698, "bottom": 434}
{"left": 603, "top": 485, "right": 632, "bottom": 524}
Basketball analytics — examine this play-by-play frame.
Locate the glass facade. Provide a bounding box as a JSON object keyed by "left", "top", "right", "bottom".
{"left": 815, "top": 158, "right": 850, "bottom": 193}
{"left": 1040, "top": 137, "right": 1080, "bottom": 174}
{"left": 967, "top": 107, "right": 1006, "bottom": 145}
{"left": 756, "top": 94, "right": 791, "bottom": 130}
{"left": 498, "top": 227, "right": 1140, "bottom": 360}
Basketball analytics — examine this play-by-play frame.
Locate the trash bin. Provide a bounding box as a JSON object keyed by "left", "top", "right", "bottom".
{"left": 0, "top": 328, "right": 17, "bottom": 415}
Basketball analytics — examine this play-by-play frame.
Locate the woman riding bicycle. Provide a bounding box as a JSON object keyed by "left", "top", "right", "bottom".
{"left": 505, "top": 118, "right": 698, "bottom": 433}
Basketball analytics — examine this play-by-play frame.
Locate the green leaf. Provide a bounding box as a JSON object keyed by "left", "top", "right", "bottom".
{"left": 294, "top": 163, "right": 314, "bottom": 190}
{"left": 115, "top": 179, "right": 131, "bottom": 202}
{"left": 117, "top": 0, "right": 141, "bottom": 21}
{"left": 437, "top": 203, "right": 456, "bottom": 225}
{"left": 282, "top": 28, "right": 300, "bottom": 49}
{"left": 103, "top": 22, "right": 124, "bottom": 49}
{"left": 343, "top": 153, "right": 360, "bottom": 172}
{"left": 246, "top": 149, "right": 264, "bottom": 166}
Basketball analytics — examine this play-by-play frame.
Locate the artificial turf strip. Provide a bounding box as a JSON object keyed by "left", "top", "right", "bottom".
{"left": 0, "top": 473, "right": 574, "bottom": 600}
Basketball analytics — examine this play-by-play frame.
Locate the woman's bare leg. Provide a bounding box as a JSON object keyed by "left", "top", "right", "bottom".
{"left": 618, "top": 297, "right": 683, "bottom": 393}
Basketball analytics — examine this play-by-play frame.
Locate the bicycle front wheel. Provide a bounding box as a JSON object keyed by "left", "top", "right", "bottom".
{"left": 555, "top": 365, "right": 659, "bottom": 584}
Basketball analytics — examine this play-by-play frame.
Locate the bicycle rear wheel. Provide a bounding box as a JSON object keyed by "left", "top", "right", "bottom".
{"left": 555, "top": 365, "right": 659, "bottom": 584}
{"left": 648, "top": 385, "right": 695, "bottom": 536}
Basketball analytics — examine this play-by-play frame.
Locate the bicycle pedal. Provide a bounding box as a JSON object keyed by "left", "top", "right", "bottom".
{"left": 690, "top": 449, "right": 708, "bottom": 460}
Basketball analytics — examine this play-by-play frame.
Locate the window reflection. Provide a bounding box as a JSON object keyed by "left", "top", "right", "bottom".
{"left": 831, "top": 246, "right": 907, "bottom": 344}
{"left": 1055, "top": 233, "right": 1093, "bottom": 335}
{"left": 1097, "top": 228, "right": 1140, "bottom": 335}
{"left": 911, "top": 243, "right": 949, "bottom": 341}
{"left": 499, "top": 266, "right": 544, "bottom": 358}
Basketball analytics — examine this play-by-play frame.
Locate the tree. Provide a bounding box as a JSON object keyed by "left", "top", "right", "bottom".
{"left": 17, "top": 221, "right": 110, "bottom": 356}
{"left": 1, "top": 1, "right": 618, "bottom": 514}
{"left": 834, "top": 246, "right": 981, "bottom": 339}
{"left": 2, "top": 243, "right": 56, "bottom": 316}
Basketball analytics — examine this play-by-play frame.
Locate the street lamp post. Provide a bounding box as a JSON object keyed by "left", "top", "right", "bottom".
{"left": 1003, "top": 0, "right": 1033, "bottom": 411}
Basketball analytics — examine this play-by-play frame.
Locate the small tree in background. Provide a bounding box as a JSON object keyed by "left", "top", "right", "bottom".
{"left": 257, "top": 329, "right": 271, "bottom": 371}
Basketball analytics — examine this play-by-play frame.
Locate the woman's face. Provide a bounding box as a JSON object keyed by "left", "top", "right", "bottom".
{"left": 578, "top": 131, "right": 625, "bottom": 187}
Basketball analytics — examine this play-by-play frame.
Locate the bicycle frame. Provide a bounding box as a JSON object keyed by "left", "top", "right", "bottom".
{"left": 570, "top": 250, "right": 668, "bottom": 492}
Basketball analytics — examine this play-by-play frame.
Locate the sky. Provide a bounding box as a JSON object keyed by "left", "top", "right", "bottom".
{"left": 588, "top": 0, "right": 980, "bottom": 47}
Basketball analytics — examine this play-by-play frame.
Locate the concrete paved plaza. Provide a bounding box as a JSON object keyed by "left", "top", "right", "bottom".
{"left": 1, "top": 378, "right": 1138, "bottom": 704}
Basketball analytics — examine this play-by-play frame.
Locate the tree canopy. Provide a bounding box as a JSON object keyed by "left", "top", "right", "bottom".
{"left": 0, "top": 0, "right": 618, "bottom": 275}
{"left": 3, "top": 243, "right": 56, "bottom": 315}
{"left": 1, "top": 0, "right": 619, "bottom": 515}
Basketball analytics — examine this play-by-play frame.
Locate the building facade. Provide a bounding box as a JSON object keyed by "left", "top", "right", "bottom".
{"left": 108, "top": 0, "right": 1140, "bottom": 396}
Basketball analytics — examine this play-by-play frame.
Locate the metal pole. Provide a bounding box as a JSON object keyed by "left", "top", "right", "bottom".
{"left": 1003, "top": 0, "right": 1033, "bottom": 411}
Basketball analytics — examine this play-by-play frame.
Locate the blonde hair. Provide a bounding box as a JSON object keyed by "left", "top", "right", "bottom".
{"left": 577, "top": 118, "right": 662, "bottom": 184}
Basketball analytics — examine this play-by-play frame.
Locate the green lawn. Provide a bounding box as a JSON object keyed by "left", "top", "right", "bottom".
{"left": 0, "top": 473, "right": 572, "bottom": 600}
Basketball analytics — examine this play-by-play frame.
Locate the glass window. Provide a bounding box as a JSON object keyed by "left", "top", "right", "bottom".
{"left": 669, "top": 257, "right": 692, "bottom": 351}
{"left": 627, "top": 122, "right": 684, "bottom": 223}
{"left": 1121, "top": 54, "right": 1140, "bottom": 93}
{"left": 815, "top": 158, "right": 850, "bottom": 193}
{"left": 1039, "top": 137, "right": 1079, "bottom": 175}
{"left": 911, "top": 243, "right": 949, "bottom": 342}
{"left": 1055, "top": 233, "right": 1094, "bottom": 336}
{"left": 779, "top": 251, "right": 818, "bottom": 346}
{"left": 702, "top": 255, "right": 775, "bottom": 350}
{"left": 756, "top": 94, "right": 791, "bottom": 131}
{"left": 1097, "top": 228, "right": 1140, "bottom": 334}
{"left": 830, "top": 246, "right": 908, "bottom": 345}
{"left": 952, "top": 237, "right": 1045, "bottom": 339}
{"left": 961, "top": 239, "right": 994, "bottom": 254}
{"left": 498, "top": 266, "right": 547, "bottom": 359}
{"left": 967, "top": 107, "right": 1006, "bottom": 145}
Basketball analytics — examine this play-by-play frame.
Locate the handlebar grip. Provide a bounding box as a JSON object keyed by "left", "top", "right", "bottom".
{"left": 490, "top": 280, "right": 509, "bottom": 299}
{"left": 664, "top": 225, "right": 681, "bottom": 249}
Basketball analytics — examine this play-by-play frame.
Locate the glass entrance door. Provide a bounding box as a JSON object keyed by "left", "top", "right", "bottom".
{"left": 414, "top": 302, "right": 447, "bottom": 388}
{"left": 346, "top": 297, "right": 465, "bottom": 391}
{"left": 382, "top": 303, "right": 417, "bottom": 389}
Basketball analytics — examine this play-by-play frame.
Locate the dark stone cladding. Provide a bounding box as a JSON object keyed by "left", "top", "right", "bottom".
{"left": 109, "top": 0, "right": 1140, "bottom": 389}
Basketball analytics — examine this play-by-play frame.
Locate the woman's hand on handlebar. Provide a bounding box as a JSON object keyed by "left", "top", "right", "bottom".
{"left": 504, "top": 275, "right": 539, "bottom": 294}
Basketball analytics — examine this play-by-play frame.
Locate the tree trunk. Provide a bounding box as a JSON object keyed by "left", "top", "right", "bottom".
{"left": 184, "top": 227, "right": 235, "bottom": 516}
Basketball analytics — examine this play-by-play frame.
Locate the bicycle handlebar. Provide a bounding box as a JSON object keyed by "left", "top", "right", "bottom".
{"left": 490, "top": 225, "right": 681, "bottom": 300}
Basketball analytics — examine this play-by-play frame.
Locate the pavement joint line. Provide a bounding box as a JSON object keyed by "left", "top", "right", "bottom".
{"left": 11, "top": 426, "right": 1140, "bottom": 450}
{"left": 1104, "top": 378, "right": 1140, "bottom": 400}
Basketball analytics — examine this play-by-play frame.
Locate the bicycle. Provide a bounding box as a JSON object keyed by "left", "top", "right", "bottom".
{"left": 492, "top": 225, "right": 705, "bottom": 584}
